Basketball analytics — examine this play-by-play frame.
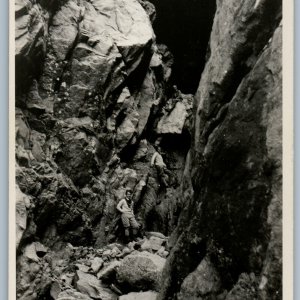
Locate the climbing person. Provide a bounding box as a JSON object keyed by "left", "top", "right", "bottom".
{"left": 172, "top": 85, "right": 182, "bottom": 99}
{"left": 151, "top": 146, "right": 171, "bottom": 188}
{"left": 116, "top": 189, "right": 139, "bottom": 242}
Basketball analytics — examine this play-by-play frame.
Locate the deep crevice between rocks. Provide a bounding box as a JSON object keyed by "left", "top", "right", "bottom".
{"left": 148, "top": 0, "right": 216, "bottom": 94}
{"left": 15, "top": 1, "right": 282, "bottom": 299}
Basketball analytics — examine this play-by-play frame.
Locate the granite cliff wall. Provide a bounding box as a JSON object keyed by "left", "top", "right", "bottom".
{"left": 15, "top": 0, "right": 282, "bottom": 299}
{"left": 158, "top": 0, "right": 282, "bottom": 299}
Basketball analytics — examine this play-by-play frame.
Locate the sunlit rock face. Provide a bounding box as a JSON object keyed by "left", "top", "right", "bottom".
{"left": 15, "top": 1, "right": 191, "bottom": 298}
{"left": 15, "top": 0, "right": 282, "bottom": 299}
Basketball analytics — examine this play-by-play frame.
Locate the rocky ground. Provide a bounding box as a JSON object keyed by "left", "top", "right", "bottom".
{"left": 15, "top": 0, "right": 282, "bottom": 299}
{"left": 17, "top": 232, "right": 168, "bottom": 299}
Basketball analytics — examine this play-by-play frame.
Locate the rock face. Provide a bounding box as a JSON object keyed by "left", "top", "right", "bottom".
{"left": 156, "top": 94, "right": 193, "bottom": 135}
{"left": 15, "top": 0, "right": 185, "bottom": 251}
{"left": 15, "top": 0, "right": 48, "bottom": 92}
{"left": 15, "top": 0, "right": 283, "bottom": 299}
{"left": 117, "top": 251, "right": 166, "bottom": 291}
{"left": 158, "top": 1, "right": 282, "bottom": 300}
{"left": 15, "top": 1, "right": 187, "bottom": 298}
{"left": 16, "top": 185, "right": 29, "bottom": 249}
{"left": 177, "top": 257, "right": 221, "bottom": 300}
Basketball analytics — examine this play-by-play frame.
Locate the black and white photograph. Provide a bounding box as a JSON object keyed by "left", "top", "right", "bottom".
{"left": 11, "top": 0, "right": 292, "bottom": 299}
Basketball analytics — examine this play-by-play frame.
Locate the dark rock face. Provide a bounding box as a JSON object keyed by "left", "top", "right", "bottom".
{"left": 177, "top": 256, "right": 222, "bottom": 300}
{"left": 15, "top": 0, "right": 282, "bottom": 299}
{"left": 158, "top": 1, "right": 282, "bottom": 299}
{"left": 15, "top": 0, "right": 48, "bottom": 93}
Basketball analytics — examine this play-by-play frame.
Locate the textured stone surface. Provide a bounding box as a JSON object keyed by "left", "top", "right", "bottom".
{"left": 119, "top": 291, "right": 158, "bottom": 300}
{"left": 117, "top": 251, "right": 166, "bottom": 291}
{"left": 15, "top": 0, "right": 47, "bottom": 91}
{"left": 177, "top": 257, "right": 221, "bottom": 300}
{"left": 14, "top": 0, "right": 183, "bottom": 254}
{"left": 225, "top": 273, "right": 258, "bottom": 300}
{"left": 158, "top": 1, "right": 282, "bottom": 300}
{"left": 141, "top": 236, "right": 165, "bottom": 252}
{"left": 14, "top": 0, "right": 283, "bottom": 299}
{"left": 57, "top": 289, "right": 93, "bottom": 300}
{"left": 97, "top": 261, "right": 121, "bottom": 282}
{"left": 16, "top": 185, "right": 29, "bottom": 249}
{"left": 156, "top": 95, "right": 193, "bottom": 134}
{"left": 91, "top": 257, "right": 104, "bottom": 273}
{"left": 75, "top": 270, "right": 117, "bottom": 299}
{"left": 48, "top": 0, "right": 82, "bottom": 61}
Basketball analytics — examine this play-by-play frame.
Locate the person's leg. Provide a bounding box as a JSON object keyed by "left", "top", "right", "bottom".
{"left": 123, "top": 227, "right": 130, "bottom": 243}
{"left": 160, "top": 170, "right": 169, "bottom": 187}
{"left": 124, "top": 228, "right": 130, "bottom": 237}
{"left": 129, "top": 216, "right": 140, "bottom": 240}
{"left": 121, "top": 214, "right": 131, "bottom": 242}
{"left": 164, "top": 168, "right": 172, "bottom": 177}
{"left": 132, "top": 228, "right": 139, "bottom": 242}
{"left": 156, "top": 166, "right": 168, "bottom": 187}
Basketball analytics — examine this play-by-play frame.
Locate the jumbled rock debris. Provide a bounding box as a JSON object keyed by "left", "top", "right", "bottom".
{"left": 16, "top": 232, "right": 168, "bottom": 299}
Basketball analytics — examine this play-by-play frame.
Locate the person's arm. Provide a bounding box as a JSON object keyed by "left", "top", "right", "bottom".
{"left": 151, "top": 152, "right": 158, "bottom": 166}
{"left": 160, "top": 155, "right": 167, "bottom": 168}
{"left": 116, "top": 199, "right": 125, "bottom": 213}
{"left": 129, "top": 201, "right": 134, "bottom": 213}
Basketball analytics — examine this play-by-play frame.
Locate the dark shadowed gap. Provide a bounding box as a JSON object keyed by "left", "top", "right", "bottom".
{"left": 148, "top": 0, "right": 216, "bottom": 94}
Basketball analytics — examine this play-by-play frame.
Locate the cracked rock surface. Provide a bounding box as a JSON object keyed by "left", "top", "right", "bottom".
{"left": 15, "top": 0, "right": 282, "bottom": 299}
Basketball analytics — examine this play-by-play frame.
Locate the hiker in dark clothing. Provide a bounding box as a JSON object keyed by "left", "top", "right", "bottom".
{"left": 116, "top": 190, "right": 139, "bottom": 241}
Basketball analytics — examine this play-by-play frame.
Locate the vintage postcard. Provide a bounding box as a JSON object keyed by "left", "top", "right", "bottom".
{"left": 9, "top": 0, "right": 293, "bottom": 299}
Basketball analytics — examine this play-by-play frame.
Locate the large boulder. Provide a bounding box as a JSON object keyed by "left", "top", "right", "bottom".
{"left": 119, "top": 291, "right": 158, "bottom": 300}
{"left": 74, "top": 270, "right": 117, "bottom": 299}
{"left": 54, "top": 0, "right": 155, "bottom": 120}
{"left": 156, "top": 95, "right": 193, "bottom": 135}
{"left": 116, "top": 251, "right": 166, "bottom": 291}
{"left": 177, "top": 257, "right": 221, "bottom": 300}
{"left": 82, "top": 0, "right": 154, "bottom": 71}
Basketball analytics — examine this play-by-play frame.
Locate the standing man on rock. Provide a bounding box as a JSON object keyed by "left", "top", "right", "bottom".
{"left": 117, "top": 189, "right": 139, "bottom": 242}
{"left": 151, "top": 146, "right": 171, "bottom": 188}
